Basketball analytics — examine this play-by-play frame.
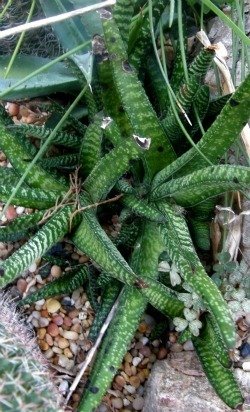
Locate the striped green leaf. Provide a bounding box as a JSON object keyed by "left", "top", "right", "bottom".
{"left": 0, "top": 210, "right": 45, "bottom": 242}
{"left": 151, "top": 165, "right": 250, "bottom": 206}
{"left": 19, "top": 265, "right": 88, "bottom": 306}
{"left": 101, "top": 13, "right": 176, "bottom": 178}
{"left": 113, "top": 0, "right": 136, "bottom": 44}
{"left": 79, "top": 113, "right": 103, "bottom": 178}
{"left": 0, "top": 205, "right": 76, "bottom": 287}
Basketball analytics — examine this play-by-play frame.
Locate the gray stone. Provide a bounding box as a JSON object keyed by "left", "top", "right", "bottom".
{"left": 143, "top": 352, "right": 234, "bottom": 412}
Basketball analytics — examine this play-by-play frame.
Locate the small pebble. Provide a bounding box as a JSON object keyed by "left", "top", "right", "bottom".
{"left": 37, "top": 328, "right": 46, "bottom": 340}
{"left": 157, "top": 347, "right": 168, "bottom": 359}
{"left": 16, "top": 206, "right": 25, "bottom": 215}
{"left": 139, "top": 346, "right": 151, "bottom": 357}
{"left": 46, "top": 298, "right": 61, "bottom": 313}
{"left": 5, "top": 205, "right": 17, "bottom": 220}
{"left": 47, "top": 322, "right": 60, "bottom": 337}
{"left": 58, "top": 355, "right": 74, "bottom": 370}
{"left": 45, "top": 333, "right": 54, "bottom": 346}
{"left": 123, "top": 398, "right": 130, "bottom": 407}
{"left": 129, "top": 375, "right": 141, "bottom": 388}
{"left": 52, "top": 347, "right": 63, "bottom": 354}
{"left": 132, "top": 396, "right": 144, "bottom": 410}
{"left": 58, "top": 337, "right": 70, "bottom": 349}
{"left": 51, "top": 265, "right": 62, "bottom": 278}
{"left": 31, "top": 318, "right": 39, "bottom": 328}
{"left": 16, "top": 278, "right": 28, "bottom": 294}
{"left": 115, "top": 375, "right": 126, "bottom": 388}
{"left": 62, "top": 330, "right": 79, "bottom": 340}
{"left": 64, "top": 348, "right": 73, "bottom": 358}
{"left": 124, "top": 352, "right": 132, "bottom": 363}
{"left": 6, "top": 102, "right": 20, "bottom": 116}
{"left": 68, "top": 309, "right": 79, "bottom": 319}
{"left": 69, "top": 342, "right": 78, "bottom": 355}
{"left": 63, "top": 316, "right": 73, "bottom": 327}
{"left": 111, "top": 397, "right": 123, "bottom": 409}
{"left": 39, "top": 317, "right": 50, "bottom": 328}
{"left": 183, "top": 340, "right": 194, "bottom": 351}
{"left": 242, "top": 362, "right": 250, "bottom": 371}
{"left": 151, "top": 339, "right": 160, "bottom": 348}
{"left": 132, "top": 357, "right": 142, "bottom": 367}
{"left": 39, "top": 340, "right": 49, "bottom": 351}
{"left": 124, "top": 385, "right": 136, "bottom": 394}
{"left": 32, "top": 311, "right": 41, "bottom": 320}
{"left": 44, "top": 349, "right": 54, "bottom": 359}
{"left": 170, "top": 343, "right": 183, "bottom": 353}
{"left": 28, "top": 262, "right": 37, "bottom": 273}
{"left": 53, "top": 315, "right": 64, "bottom": 326}
{"left": 58, "top": 380, "right": 69, "bottom": 394}
{"left": 240, "top": 343, "right": 250, "bottom": 358}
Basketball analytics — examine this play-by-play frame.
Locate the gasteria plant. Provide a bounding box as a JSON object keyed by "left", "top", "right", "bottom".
{"left": 0, "top": 1, "right": 249, "bottom": 410}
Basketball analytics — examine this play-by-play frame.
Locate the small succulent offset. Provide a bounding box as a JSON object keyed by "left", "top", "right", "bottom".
{"left": 0, "top": 1, "right": 249, "bottom": 410}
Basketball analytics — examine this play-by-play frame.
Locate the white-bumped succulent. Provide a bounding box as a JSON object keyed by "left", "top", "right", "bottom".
{"left": 189, "top": 319, "right": 202, "bottom": 336}
{"left": 169, "top": 263, "right": 182, "bottom": 287}
{"left": 173, "top": 317, "right": 189, "bottom": 332}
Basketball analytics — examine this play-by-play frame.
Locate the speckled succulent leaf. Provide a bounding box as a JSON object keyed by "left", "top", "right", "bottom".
{"left": 152, "top": 165, "right": 250, "bottom": 206}
{"left": 85, "top": 270, "right": 100, "bottom": 312}
{"left": 153, "top": 73, "right": 250, "bottom": 186}
{"left": 78, "top": 286, "right": 146, "bottom": 412}
{"left": 170, "top": 38, "right": 188, "bottom": 96}
{"left": 79, "top": 221, "right": 169, "bottom": 411}
{"left": 146, "top": 54, "right": 170, "bottom": 117}
{"left": 158, "top": 202, "right": 236, "bottom": 348}
{"left": 113, "top": 0, "right": 136, "bottom": 44}
{"left": 79, "top": 113, "right": 103, "bottom": 178}
{"left": 0, "top": 210, "right": 45, "bottom": 242}
{"left": 9, "top": 124, "right": 82, "bottom": 149}
{"left": 161, "top": 48, "right": 215, "bottom": 144}
{"left": 0, "top": 120, "right": 67, "bottom": 191}
{"left": 0, "top": 205, "right": 76, "bottom": 287}
{"left": 207, "top": 94, "right": 231, "bottom": 116}
{"left": 73, "top": 195, "right": 140, "bottom": 286}
{"left": 41, "top": 153, "right": 79, "bottom": 169}
{"left": 88, "top": 279, "right": 121, "bottom": 342}
{"left": 103, "top": 117, "right": 123, "bottom": 146}
{"left": 116, "top": 178, "right": 136, "bottom": 194}
{"left": 122, "top": 194, "right": 167, "bottom": 222}
{"left": 101, "top": 14, "right": 176, "bottom": 178}
{"left": 193, "top": 319, "right": 243, "bottom": 409}
{"left": 83, "top": 135, "right": 149, "bottom": 202}
{"left": 112, "top": 220, "right": 140, "bottom": 248}
{"left": 19, "top": 265, "right": 89, "bottom": 306}
{"left": 205, "top": 314, "right": 232, "bottom": 368}
{"left": 0, "top": 184, "right": 63, "bottom": 209}
{"left": 129, "top": 0, "right": 167, "bottom": 69}
{"left": 0, "top": 166, "right": 28, "bottom": 186}
{"left": 188, "top": 219, "right": 211, "bottom": 251}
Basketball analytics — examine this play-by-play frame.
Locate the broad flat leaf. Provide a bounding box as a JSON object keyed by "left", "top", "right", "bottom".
{"left": 0, "top": 55, "right": 79, "bottom": 99}
{"left": 39, "top": 0, "right": 101, "bottom": 83}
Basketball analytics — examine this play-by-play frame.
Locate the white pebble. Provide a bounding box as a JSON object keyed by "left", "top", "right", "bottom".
{"left": 28, "top": 262, "right": 37, "bottom": 273}
{"left": 44, "top": 349, "right": 54, "bottom": 359}
{"left": 132, "top": 356, "right": 142, "bottom": 367}
{"left": 31, "top": 318, "right": 39, "bottom": 328}
{"left": 58, "top": 380, "right": 69, "bottom": 394}
{"left": 183, "top": 340, "right": 194, "bottom": 351}
{"left": 52, "top": 347, "right": 63, "bottom": 354}
{"left": 58, "top": 355, "right": 74, "bottom": 370}
{"left": 140, "top": 337, "right": 149, "bottom": 345}
{"left": 39, "top": 317, "right": 50, "bottom": 327}
{"left": 32, "top": 311, "right": 41, "bottom": 319}
{"left": 124, "top": 385, "right": 136, "bottom": 394}
{"left": 132, "top": 396, "right": 144, "bottom": 410}
{"left": 35, "top": 274, "right": 44, "bottom": 284}
{"left": 111, "top": 397, "right": 123, "bottom": 409}
{"left": 72, "top": 289, "right": 81, "bottom": 302}
{"left": 36, "top": 299, "right": 45, "bottom": 306}
{"left": 69, "top": 342, "right": 78, "bottom": 355}
{"left": 242, "top": 362, "right": 250, "bottom": 372}
{"left": 62, "top": 330, "right": 79, "bottom": 340}
{"left": 16, "top": 206, "right": 25, "bottom": 215}
{"left": 123, "top": 398, "right": 130, "bottom": 406}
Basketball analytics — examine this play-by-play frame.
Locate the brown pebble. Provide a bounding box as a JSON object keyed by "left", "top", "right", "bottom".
{"left": 130, "top": 365, "right": 137, "bottom": 375}
{"left": 71, "top": 323, "right": 81, "bottom": 333}
{"left": 137, "top": 370, "right": 146, "bottom": 383}
{"left": 53, "top": 315, "right": 64, "bottom": 326}
{"left": 64, "top": 348, "right": 73, "bottom": 358}
{"left": 40, "top": 309, "right": 49, "bottom": 318}
{"left": 71, "top": 252, "right": 79, "bottom": 260}
{"left": 139, "top": 346, "right": 151, "bottom": 358}
{"left": 47, "top": 322, "right": 60, "bottom": 337}
{"left": 7, "top": 102, "right": 20, "bottom": 117}
{"left": 115, "top": 375, "right": 126, "bottom": 388}
{"left": 50, "top": 265, "right": 62, "bottom": 278}
{"left": 142, "top": 368, "right": 150, "bottom": 379}
{"left": 58, "top": 337, "right": 70, "bottom": 349}
{"left": 124, "top": 362, "right": 132, "bottom": 376}
{"left": 16, "top": 278, "right": 28, "bottom": 294}
{"left": 38, "top": 340, "right": 49, "bottom": 351}
{"left": 129, "top": 375, "right": 141, "bottom": 389}
{"left": 138, "top": 322, "right": 148, "bottom": 333}
{"left": 170, "top": 343, "right": 183, "bottom": 353}
{"left": 63, "top": 316, "right": 72, "bottom": 327}
{"left": 5, "top": 205, "right": 17, "bottom": 220}
{"left": 37, "top": 328, "right": 46, "bottom": 340}
{"left": 111, "top": 397, "right": 123, "bottom": 409}
{"left": 169, "top": 332, "right": 178, "bottom": 343}
{"left": 45, "top": 333, "right": 54, "bottom": 346}
{"left": 46, "top": 298, "right": 61, "bottom": 313}
{"left": 124, "top": 352, "right": 132, "bottom": 363}
{"left": 78, "top": 255, "right": 89, "bottom": 263}
{"left": 141, "top": 357, "right": 150, "bottom": 366}
{"left": 68, "top": 309, "right": 79, "bottom": 319}
{"left": 157, "top": 347, "right": 168, "bottom": 359}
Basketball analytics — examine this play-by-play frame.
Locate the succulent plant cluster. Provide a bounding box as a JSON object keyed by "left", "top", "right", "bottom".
{"left": 0, "top": 1, "right": 249, "bottom": 411}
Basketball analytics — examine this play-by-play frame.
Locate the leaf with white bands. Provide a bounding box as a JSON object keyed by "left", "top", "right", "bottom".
{"left": 0, "top": 205, "right": 75, "bottom": 287}
{"left": 0, "top": 210, "right": 45, "bottom": 242}
{"left": 158, "top": 202, "right": 236, "bottom": 349}
{"left": 84, "top": 135, "right": 149, "bottom": 202}
{"left": 122, "top": 194, "right": 167, "bottom": 223}
{"left": 151, "top": 165, "right": 250, "bottom": 206}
